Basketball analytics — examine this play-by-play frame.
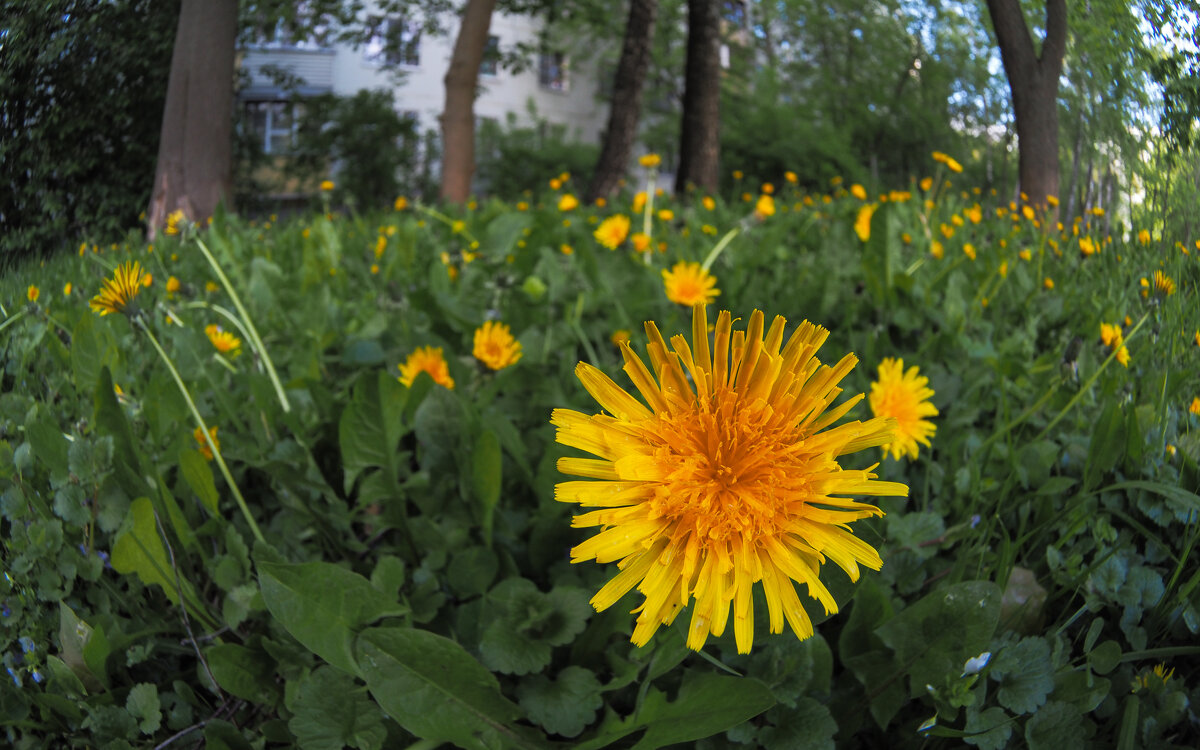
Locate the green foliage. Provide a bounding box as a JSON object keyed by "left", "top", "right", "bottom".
{"left": 477, "top": 113, "right": 600, "bottom": 196}
{"left": 0, "top": 0, "right": 178, "bottom": 269}
{"left": 2, "top": 158, "right": 1199, "bottom": 748}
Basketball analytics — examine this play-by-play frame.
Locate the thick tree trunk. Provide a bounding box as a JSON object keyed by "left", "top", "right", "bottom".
{"left": 440, "top": 0, "right": 496, "bottom": 204}
{"left": 675, "top": 0, "right": 721, "bottom": 194}
{"left": 147, "top": 0, "right": 237, "bottom": 239}
{"left": 984, "top": 0, "right": 1067, "bottom": 211}
{"left": 586, "top": 0, "right": 659, "bottom": 203}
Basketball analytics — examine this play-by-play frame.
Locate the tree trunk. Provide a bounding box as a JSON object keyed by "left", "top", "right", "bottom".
{"left": 147, "top": 0, "right": 237, "bottom": 239}
{"left": 440, "top": 0, "right": 496, "bottom": 204}
{"left": 587, "top": 0, "right": 659, "bottom": 203}
{"left": 675, "top": 0, "right": 721, "bottom": 194}
{"left": 984, "top": 0, "right": 1067, "bottom": 211}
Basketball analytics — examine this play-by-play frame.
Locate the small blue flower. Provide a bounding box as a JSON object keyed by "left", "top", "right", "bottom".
{"left": 6, "top": 667, "right": 21, "bottom": 688}
{"left": 1, "top": 604, "right": 10, "bottom": 617}
{"left": 30, "top": 670, "right": 43, "bottom": 684}
{"left": 18, "top": 637, "right": 35, "bottom": 654}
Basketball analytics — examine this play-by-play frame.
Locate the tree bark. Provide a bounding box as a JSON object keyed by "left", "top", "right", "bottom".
{"left": 984, "top": 0, "right": 1067, "bottom": 211}
{"left": 586, "top": 0, "right": 659, "bottom": 203}
{"left": 147, "top": 0, "right": 238, "bottom": 239}
{"left": 675, "top": 0, "right": 721, "bottom": 194}
{"left": 440, "top": 0, "right": 496, "bottom": 204}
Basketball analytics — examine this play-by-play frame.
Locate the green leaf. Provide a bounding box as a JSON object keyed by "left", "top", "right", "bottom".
{"left": 257, "top": 560, "right": 408, "bottom": 676}
{"left": 991, "top": 637, "right": 1054, "bottom": 714}
{"left": 25, "top": 404, "right": 69, "bottom": 477}
{"left": 356, "top": 626, "right": 532, "bottom": 750}
{"left": 886, "top": 511, "right": 945, "bottom": 560}
{"left": 575, "top": 672, "right": 775, "bottom": 750}
{"left": 479, "top": 579, "right": 591, "bottom": 675}
{"left": 963, "top": 706, "right": 1013, "bottom": 750}
{"left": 126, "top": 683, "right": 161, "bottom": 734}
{"left": 757, "top": 699, "right": 837, "bottom": 750}
{"left": 179, "top": 447, "right": 219, "bottom": 515}
{"left": 447, "top": 547, "right": 499, "bottom": 597}
{"left": 875, "top": 581, "right": 1002, "bottom": 698}
{"left": 287, "top": 666, "right": 386, "bottom": 750}
{"left": 57, "top": 602, "right": 105, "bottom": 693}
{"left": 470, "top": 428, "right": 502, "bottom": 543}
{"left": 204, "top": 718, "right": 254, "bottom": 750}
{"left": 1023, "top": 700, "right": 1083, "bottom": 750}
{"left": 205, "top": 643, "right": 279, "bottom": 705}
{"left": 72, "top": 313, "right": 119, "bottom": 394}
{"left": 93, "top": 366, "right": 150, "bottom": 501}
{"left": 339, "top": 372, "right": 408, "bottom": 494}
{"left": 517, "top": 666, "right": 603, "bottom": 738}
{"left": 1087, "top": 640, "right": 1122, "bottom": 675}
{"left": 1085, "top": 403, "right": 1124, "bottom": 490}
{"left": 110, "top": 497, "right": 193, "bottom": 605}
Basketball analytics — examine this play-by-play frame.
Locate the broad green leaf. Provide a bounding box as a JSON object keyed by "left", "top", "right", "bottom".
{"left": 1023, "top": 700, "right": 1083, "bottom": 750}
{"left": 257, "top": 560, "right": 407, "bottom": 676}
{"left": 963, "top": 706, "right": 1014, "bottom": 750}
{"left": 57, "top": 602, "right": 106, "bottom": 692}
{"left": 72, "top": 313, "right": 119, "bottom": 394}
{"left": 179, "top": 447, "right": 219, "bottom": 515}
{"left": 205, "top": 644, "right": 279, "bottom": 704}
{"left": 575, "top": 672, "right": 775, "bottom": 750}
{"left": 287, "top": 666, "right": 386, "bottom": 750}
{"left": 110, "top": 497, "right": 193, "bottom": 605}
{"left": 356, "top": 626, "right": 532, "bottom": 750}
{"left": 24, "top": 404, "right": 68, "bottom": 477}
{"left": 1084, "top": 402, "right": 1124, "bottom": 490}
{"left": 757, "top": 699, "right": 838, "bottom": 750}
{"left": 339, "top": 372, "right": 408, "bottom": 494}
{"left": 470, "top": 428, "right": 502, "bottom": 543}
{"left": 517, "top": 666, "right": 603, "bottom": 738}
{"left": 93, "top": 366, "right": 150, "bottom": 501}
{"left": 991, "top": 637, "right": 1054, "bottom": 714}
{"left": 126, "top": 683, "right": 161, "bottom": 734}
{"left": 447, "top": 547, "right": 499, "bottom": 597}
{"left": 875, "top": 581, "right": 1001, "bottom": 698}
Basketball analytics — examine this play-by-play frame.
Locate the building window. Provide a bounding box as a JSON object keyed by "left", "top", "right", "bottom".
{"left": 538, "top": 51, "right": 568, "bottom": 92}
{"left": 245, "top": 101, "right": 299, "bottom": 155}
{"left": 364, "top": 16, "right": 420, "bottom": 67}
{"left": 480, "top": 36, "right": 500, "bottom": 77}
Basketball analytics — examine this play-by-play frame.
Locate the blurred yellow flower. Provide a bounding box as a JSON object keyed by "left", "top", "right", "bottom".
{"left": 963, "top": 243, "right": 976, "bottom": 260}
{"left": 869, "top": 358, "right": 938, "bottom": 461}
{"left": 166, "top": 276, "right": 181, "bottom": 294}
{"left": 931, "top": 241, "right": 944, "bottom": 259}
{"left": 1137, "top": 229, "right": 1150, "bottom": 245}
{"left": 1153, "top": 270, "right": 1176, "bottom": 296}
{"left": 549, "top": 178, "right": 562, "bottom": 190}
{"left": 733, "top": 169, "right": 744, "bottom": 179}
{"left": 205, "top": 324, "right": 241, "bottom": 356}
{"left": 633, "top": 191, "right": 647, "bottom": 214}
{"left": 165, "top": 210, "right": 185, "bottom": 236}
{"left": 194, "top": 425, "right": 220, "bottom": 461}
{"left": 920, "top": 176, "right": 933, "bottom": 192}
{"left": 1100, "top": 323, "right": 1123, "bottom": 349}
{"left": 1079, "top": 237, "right": 1096, "bottom": 256}
{"left": 998, "top": 261, "right": 1008, "bottom": 278}
{"left": 931, "top": 151, "right": 963, "bottom": 173}
{"left": 755, "top": 194, "right": 776, "bottom": 218}
{"left": 657, "top": 208, "right": 674, "bottom": 221}
{"left": 560, "top": 244, "right": 574, "bottom": 255}
{"left": 594, "top": 214, "right": 631, "bottom": 250}
{"left": 63, "top": 282, "right": 72, "bottom": 296}
{"left": 785, "top": 171, "right": 797, "bottom": 183}
{"left": 320, "top": 180, "right": 334, "bottom": 192}
{"left": 702, "top": 196, "right": 716, "bottom": 210}
{"left": 850, "top": 183, "right": 867, "bottom": 200}
{"left": 370, "top": 264, "right": 380, "bottom": 274}
{"left": 1044, "top": 278, "right": 1054, "bottom": 290}
{"left": 1115, "top": 345, "right": 1130, "bottom": 367}
{"left": 662, "top": 262, "right": 719, "bottom": 306}
{"left": 559, "top": 194, "right": 579, "bottom": 212}
{"left": 639, "top": 153, "right": 661, "bottom": 168}
{"left": 398, "top": 346, "right": 455, "bottom": 389}
{"left": 855, "top": 204, "right": 877, "bottom": 242}
{"left": 1022, "top": 205, "right": 1035, "bottom": 221}
{"left": 965, "top": 204, "right": 982, "bottom": 224}
{"left": 1019, "top": 248, "right": 1032, "bottom": 261}
{"left": 1047, "top": 195, "right": 1059, "bottom": 207}
{"left": 552, "top": 304, "right": 904, "bottom": 652}
{"left": 610, "top": 329, "right": 631, "bottom": 346}
{"left": 394, "top": 196, "right": 408, "bottom": 210}
{"left": 1189, "top": 397, "right": 1200, "bottom": 415}
{"left": 761, "top": 182, "right": 775, "bottom": 195}
{"left": 631, "top": 232, "right": 651, "bottom": 253}
{"left": 26, "top": 285, "right": 39, "bottom": 303}
{"left": 90, "top": 261, "right": 149, "bottom": 316}
{"left": 473, "top": 321, "right": 522, "bottom": 371}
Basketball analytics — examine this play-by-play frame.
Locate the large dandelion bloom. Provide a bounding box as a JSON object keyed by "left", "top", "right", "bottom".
{"left": 662, "top": 262, "right": 719, "bottom": 306}
{"left": 473, "top": 320, "right": 522, "bottom": 371}
{"left": 90, "top": 261, "right": 150, "bottom": 316}
{"left": 868, "top": 358, "right": 938, "bottom": 461}
{"left": 552, "top": 305, "right": 907, "bottom": 653}
{"left": 398, "top": 346, "right": 455, "bottom": 389}
{"left": 594, "top": 214, "right": 631, "bottom": 250}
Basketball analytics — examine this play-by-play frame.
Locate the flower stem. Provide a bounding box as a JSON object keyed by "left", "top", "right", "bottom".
{"left": 194, "top": 238, "right": 290, "bottom": 413}
{"left": 701, "top": 227, "right": 741, "bottom": 272}
{"left": 0, "top": 309, "right": 28, "bottom": 336}
{"left": 139, "top": 322, "right": 265, "bottom": 543}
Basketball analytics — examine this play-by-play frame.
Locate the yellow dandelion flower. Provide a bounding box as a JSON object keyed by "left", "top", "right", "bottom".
{"left": 1019, "top": 248, "right": 1032, "bottom": 261}
{"left": 27, "top": 285, "right": 39, "bottom": 303}
{"left": 633, "top": 192, "right": 647, "bottom": 214}
{"left": 1194, "top": 330, "right": 1200, "bottom": 347}
{"left": 702, "top": 196, "right": 716, "bottom": 211}
{"left": 631, "top": 232, "right": 651, "bottom": 253}
{"left": 594, "top": 214, "right": 631, "bottom": 250}
{"left": 552, "top": 304, "right": 906, "bottom": 653}
{"left": 1138, "top": 229, "right": 1150, "bottom": 245}
{"left": 901, "top": 233, "right": 912, "bottom": 244}
{"left": 473, "top": 321, "right": 522, "bottom": 371}
{"left": 90, "top": 260, "right": 149, "bottom": 316}
{"left": 559, "top": 194, "right": 579, "bottom": 212}
{"left": 855, "top": 204, "right": 877, "bottom": 242}
{"left": 785, "top": 171, "right": 798, "bottom": 183}
{"left": 920, "top": 176, "right": 933, "bottom": 192}
{"left": 517, "top": 201, "right": 529, "bottom": 211}
{"left": 999, "top": 261, "right": 1008, "bottom": 278}
{"left": 320, "top": 180, "right": 334, "bottom": 192}
{"left": 733, "top": 169, "right": 744, "bottom": 180}
{"left": 639, "top": 153, "right": 661, "bottom": 168}
{"left": 662, "top": 262, "right": 719, "bottom": 306}
{"left": 932, "top": 151, "right": 963, "bottom": 173}
{"left": 951, "top": 214, "right": 964, "bottom": 227}
{"left": 1079, "top": 237, "right": 1096, "bottom": 256}
{"left": 1115, "top": 345, "right": 1130, "bottom": 367}
{"left": 1189, "top": 397, "right": 1200, "bottom": 415}
{"left": 398, "top": 346, "right": 455, "bottom": 389}
{"left": 850, "top": 184, "right": 867, "bottom": 201}
{"left": 931, "top": 241, "right": 944, "bottom": 260}
{"left": 194, "top": 425, "right": 220, "bottom": 461}
{"left": 963, "top": 243, "right": 976, "bottom": 260}
{"left": 549, "top": 178, "right": 562, "bottom": 190}
{"left": 1099, "top": 323, "right": 1123, "bottom": 349}
{"left": 755, "top": 194, "right": 776, "bottom": 218}
{"left": 370, "top": 264, "right": 380, "bottom": 274}
{"left": 1153, "top": 270, "right": 1176, "bottom": 296}
{"left": 205, "top": 324, "right": 242, "bottom": 356}
{"left": 940, "top": 223, "right": 955, "bottom": 239}
{"left": 1044, "top": 278, "right": 1054, "bottom": 290}
{"left": 63, "top": 282, "right": 72, "bottom": 296}
{"left": 1022, "top": 205, "right": 1035, "bottom": 221}
{"left": 869, "top": 358, "right": 938, "bottom": 461}
{"left": 657, "top": 208, "right": 674, "bottom": 221}
{"left": 205, "top": 280, "right": 220, "bottom": 293}
{"left": 965, "top": 205, "right": 982, "bottom": 224}
{"left": 164, "top": 210, "right": 186, "bottom": 235}
{"left": 1047, "top": 194, "right": 1059, "bottom": 207}
{"left": 166, "top": 276, "right": 181, "bottom": 294}
{"left": 394, "top": 196, "right": 408, "bottom": 211}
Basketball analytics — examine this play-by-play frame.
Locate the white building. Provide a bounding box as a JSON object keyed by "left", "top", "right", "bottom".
{"left": 239, "top": 9, "right": 609, "bottom": 169}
